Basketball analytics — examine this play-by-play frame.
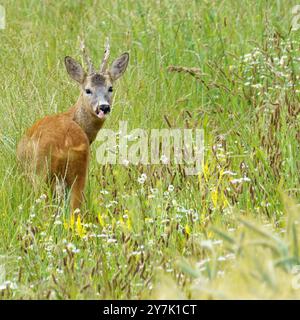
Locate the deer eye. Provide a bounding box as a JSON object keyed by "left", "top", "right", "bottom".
{"left": 85, "top": 89, "right": 92, "bottom": 94}
{"left": 108, "top": 86, "right": 113, "bottom": 93}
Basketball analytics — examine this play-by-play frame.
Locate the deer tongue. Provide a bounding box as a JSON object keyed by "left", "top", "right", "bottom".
{"left": 95, "top": 106, "right": 105, "bottom": 119}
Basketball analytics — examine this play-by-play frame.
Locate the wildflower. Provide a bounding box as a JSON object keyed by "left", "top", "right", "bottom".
{"left": 130, "top": 251, "right": 141, "bottom": 256}
{"left": 141, "top": 173, "right": 147, "bottom": 180}
{"left": 69, "top": 213, "right": 75, "bottom": 230}
{"left": 98, "top": 213, "right": 105, "bottom": 227}
{"left": 184, "top": 224, "right": 191, "bottom": 236}
{"left": 138, "top": 173, "right": 147, "bottom": 184}
{"left": 40, "top": 194, "right": 47, "bottom": 201}
{"left": 107, "top": 238, "right": 117, "bottom": 244}
{"left": 202, "top": 162, "right": 209, "bottom": 182}
{"left": 212, "top": 240, "right": 223, "bottom": 246}
{"left": 97, "top": 234, "right": 108, "bottom": 238}
{"left": 230, "top": 177, "right": 251, "bottom": 184}
{"left": 67, "top": 243, "right": 80, "bottom": 254}
{"left": 145, "top": 217, "right": 154, "bottom": 223}
{"left": 160, "top": 154, "right": 169, "bottom": 164}
{"left": 150, "top": 188, "right": 158, "bottom": 194}
{"left": 222, "top": 170, "right": 237, "bottom": 176}
{"left": 122, "top": 159, "right": 130, "bottom": 167}
{"left": 168, "top": 185, "right": 174, "bottom": 192}
{"left": 76, "top": 215, "right": 86, "bottom": 238}
{"left": 211, "top": 189, "right": 218, "bottom": 208}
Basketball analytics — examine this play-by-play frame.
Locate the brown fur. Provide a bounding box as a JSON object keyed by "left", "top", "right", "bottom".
{"left": 17, "top": 96, "right": 104, "bottom": 211}
{"left": 17, "top": 49, "right": 129, "bottom": 212}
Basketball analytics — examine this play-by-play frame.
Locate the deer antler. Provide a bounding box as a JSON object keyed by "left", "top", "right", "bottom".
{"left": 99, "top": 37, "right": 110, "bottom": 73}
{"left": 79, "top": 36, "right": 95, "bottom": 74}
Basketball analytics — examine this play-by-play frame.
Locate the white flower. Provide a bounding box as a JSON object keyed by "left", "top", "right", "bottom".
{"left": 222, "top": 170, "right": 237, "bottom": 176}
{"left": 168, "top": 185, "right": 174, "bottom": 192}
{"left": 230, "top": 177, "right": 251, "bottom": 184}
{"left": 40, "top": 194, "right": 47, "bottom": 201}
{"left": 100, "top": 190, "right": 109, "bottom": 195}
{"left": 122, "top": 159, "right": 130, "bottom": 167}
{"left": 67, "top": 243, "right": 79, "bottom": 253}
{"left": 97, "top": 234, "right": 108, "bottom": 238}
{"left": 107, "top": 238, "right": 117, "bottom": 244}
{"left": 131, "top": 251, "right": 141, "bottom": 256}
{"left": 150, "top": 188, "right": 158, "bottom": 194}
{"left": 251, "top": 83, "right": 263, "bottom": 89}
{"left": 160, "top": 154, "right": 169, "bottom": 164}
{"left": 212, "top": 240, "right": 223, "bottom": 246}
{"left": 138, "top": 173, "right": 147, "bottom": 184}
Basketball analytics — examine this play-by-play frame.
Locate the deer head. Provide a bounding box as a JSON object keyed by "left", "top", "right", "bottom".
{"left": 64, "top": 37, "right": 129, "bottom": 120}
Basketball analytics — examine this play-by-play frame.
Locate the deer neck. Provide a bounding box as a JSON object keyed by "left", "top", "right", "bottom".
{"left": 72, "top": 95, "right": 105, "bottom": 144}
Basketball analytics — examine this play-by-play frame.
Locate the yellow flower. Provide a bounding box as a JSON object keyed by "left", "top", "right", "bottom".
{"left": 207, "top": 231, "right": 213, "bottom": 238}
{"left": 76, "top": 215, "right": 86, "bottom": 238}
{"left": 98, "top": 212, "right": 105, "bottom": 227}
{"left": 203, "top": 162, "right": 209, "bottom": 182}
{"left": 184, "top": 224, "right": 191, "bottom": 236}
{"left": 211, "top": 189, "right": 218, "bottom": 208}
{"left": 70, "top": 212, "right": 75, "bottom": 230}
{"left": 127, "top": 218, "right": 132, "bottom": 231}
{"left": 63, "top": 219, "right": 69, "bottom": 230}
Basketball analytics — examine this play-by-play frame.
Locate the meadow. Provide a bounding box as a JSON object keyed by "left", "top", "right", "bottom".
{"left": 0, "top": 0, "right": 300, "bottom": 299}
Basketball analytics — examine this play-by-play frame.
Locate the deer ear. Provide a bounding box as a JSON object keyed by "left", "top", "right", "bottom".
{"left": 64, "top": 56, "right": 85, "bottom": 84}
{"left": 109, "top": 53, "right": 129, "bottom": 81}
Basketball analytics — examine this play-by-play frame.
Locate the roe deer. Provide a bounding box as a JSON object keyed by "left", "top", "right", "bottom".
{"left": 17, "top": 38, "right": 129, "bottom": 211}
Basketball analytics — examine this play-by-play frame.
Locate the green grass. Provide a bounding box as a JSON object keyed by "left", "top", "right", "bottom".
{"left": 0, "top": 0, "right": 300, "bottom": 299}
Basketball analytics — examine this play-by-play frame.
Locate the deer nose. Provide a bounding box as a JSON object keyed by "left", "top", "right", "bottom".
{"left": 99, "top": 104, "right": 111, "bottom": 114}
